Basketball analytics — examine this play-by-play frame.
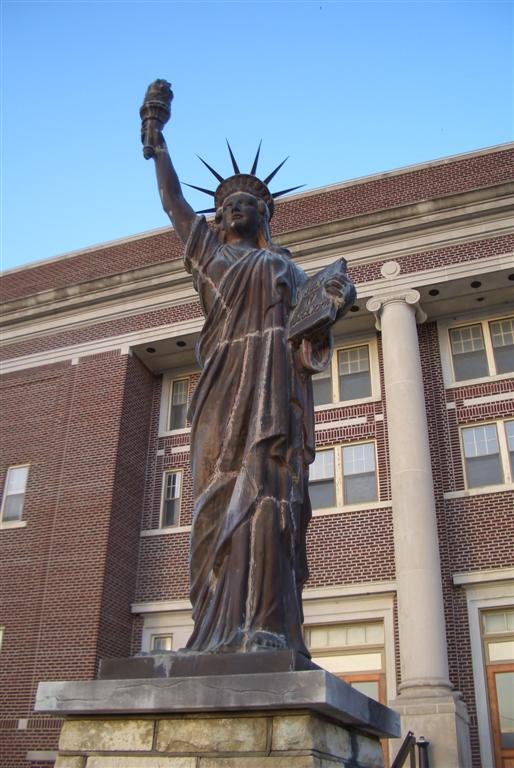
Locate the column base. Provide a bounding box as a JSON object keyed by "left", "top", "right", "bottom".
{"left": 389, "top": 689, "right": 472, "bottom": 768}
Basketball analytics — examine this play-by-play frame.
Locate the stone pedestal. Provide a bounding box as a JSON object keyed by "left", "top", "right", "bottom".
{"left": 52, "top": 710, "right": 385, "bottom": 768}
{"left": 36, "top": 670, "right": 400, "bottom": 768}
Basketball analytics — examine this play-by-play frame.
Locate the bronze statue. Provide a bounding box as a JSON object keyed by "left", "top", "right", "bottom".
{"left": 141, "top": 80, "right": 355, "bottom": 658}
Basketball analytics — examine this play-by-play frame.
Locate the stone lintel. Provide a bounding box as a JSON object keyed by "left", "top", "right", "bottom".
{"left": 35, "top": 670, "right": 400, "bottom": 739}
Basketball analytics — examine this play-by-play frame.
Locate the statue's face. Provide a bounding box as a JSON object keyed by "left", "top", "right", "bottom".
{"left": 222, "top": 192, "right": 261, "bottom": 241}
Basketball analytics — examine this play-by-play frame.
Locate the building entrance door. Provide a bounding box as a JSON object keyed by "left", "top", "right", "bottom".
{"left": 487, "top": 664, "right": 514, "bottom": 768}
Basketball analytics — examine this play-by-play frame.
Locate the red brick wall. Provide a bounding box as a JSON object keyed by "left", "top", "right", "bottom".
{"left": 0, "top": 352, "right": 153, "bottom": 766}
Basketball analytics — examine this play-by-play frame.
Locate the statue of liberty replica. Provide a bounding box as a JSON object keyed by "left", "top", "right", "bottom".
{"left": 141, "top": 80, "right": 356, "bottom": 661}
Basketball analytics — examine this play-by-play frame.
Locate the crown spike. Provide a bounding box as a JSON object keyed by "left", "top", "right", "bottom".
{"left": 226, "top": 140, "right": 241, "bottom": 174}
{"left": 263, "top": 156, "right": 289, "bottom": 185}
{"left": 197, "top": 155, "right": 225, "bottom": 183}
{"left": 183, "top": 182, "right": 216, "bottom": 197}
{"left": 250, "top": 140, "right": 262, "bottom": 176}
{"left": 272, "top": 184, "right": 305, "bottom": 199}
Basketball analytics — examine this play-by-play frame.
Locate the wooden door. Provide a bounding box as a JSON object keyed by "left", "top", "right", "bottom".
{"left": 487, "top": 663, "right": 514, "bottom": 768}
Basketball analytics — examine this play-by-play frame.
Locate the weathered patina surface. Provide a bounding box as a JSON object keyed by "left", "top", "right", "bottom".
{"left": 142, "top": 80, "right": 355, "bottom": 657}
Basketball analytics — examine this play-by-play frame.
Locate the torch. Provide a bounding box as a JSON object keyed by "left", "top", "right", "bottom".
{"left": 140, "top": 79, "right": 173, "bottom": 159}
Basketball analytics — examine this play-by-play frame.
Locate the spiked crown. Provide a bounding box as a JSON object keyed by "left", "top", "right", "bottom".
{"left": 184, "top": 141, "right": 302, "bottom": 219}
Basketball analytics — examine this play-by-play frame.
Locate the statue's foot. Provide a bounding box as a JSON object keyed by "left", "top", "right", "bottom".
{"left": 243, "top": 629, "right": 287, "bottom": 652}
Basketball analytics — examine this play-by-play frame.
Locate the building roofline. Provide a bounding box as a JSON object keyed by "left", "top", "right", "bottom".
{"left": 3, "top": 141, "right": 513, "bottom": 277}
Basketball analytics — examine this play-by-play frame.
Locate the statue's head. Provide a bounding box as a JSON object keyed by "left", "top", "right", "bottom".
{"left": 215, "top": 185, "right": 272, "bottom": 247}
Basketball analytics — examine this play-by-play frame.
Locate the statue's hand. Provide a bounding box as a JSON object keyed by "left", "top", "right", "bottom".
{"left": 141, "top": 122, "right": 166, "bottom": 160}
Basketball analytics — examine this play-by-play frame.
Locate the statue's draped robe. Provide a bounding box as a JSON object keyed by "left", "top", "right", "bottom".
{"left": 184, "top": 216, "right": 327, "bottom": 656}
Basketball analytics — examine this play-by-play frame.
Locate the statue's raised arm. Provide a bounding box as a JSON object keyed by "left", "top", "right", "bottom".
{"left": 140, "top": 80, "right": 196, "bottom": 244}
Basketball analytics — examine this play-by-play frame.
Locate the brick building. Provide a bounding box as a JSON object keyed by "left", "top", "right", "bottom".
{"left": 1, "top": 143, "right": 513, "bottom": 767}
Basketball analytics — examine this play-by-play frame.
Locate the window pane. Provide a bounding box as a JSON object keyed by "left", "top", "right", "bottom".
{"left": 310, "top": 450, "right": 335, "bottom": 481}
{"left": 152, "top": 635, "right": 173, "bottom": 651}
{"left": 450, "top": 325, "right": 485, "bottom": 354}
{"left": 314, "top": 652, "right": 383, "bottom": 673}
{"left": 484, "top": 612, "right": 508, "bottom": 634}
{"left": 462, "top": 424, "right": 499, "bottom": 458}
{"left": 466, "top": 455, "right": 503, "bottom": 488}
{"left": 489, "top": 641, "right": 514, "bottom": 662}
{"left": 450, "top": 325, "right": 488, "bottom": 380}
{"left": 169, "top": 380, "right": 188, "bottom": 430}
{"left": 6, "top": 466, "right": 29, "bottom": 494}
{"left": 343, "top": 444, "right": 377, "bottom": 505}
{"left": 339, "top": 347, "right": 371, "bottom": 401}
{"left": 2, "top": 494, "right": 24, "bottom": 522}
{"left": 344, "top": 472, "right": 377, "bottom": 505}
{"left": 312, "top": 367, "right": 332, "bottom": 407}
{"left": 490, "top": 318, "right": 514, "bottom": 374}
{"left": 162, "top": 472, "right": 181, "bottom": 526}
{"left": 365, "top": 623, "right": 385, "bottom": 644}
{"left": 163, "top": 498, "right": 179, "bottom": 526}
{"left": 347, "top": 625, "right": 366, "bottom": 645}
{"left": 496, "top": 672, "right": 514, "bottom": 748}
{"left": 309, "top": 480, "right": 336, "bottom": 509}
{"left": 343, "top": 444, "right": 375, "bottom": 475}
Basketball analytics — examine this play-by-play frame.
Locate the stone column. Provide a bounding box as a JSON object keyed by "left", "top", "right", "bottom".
{"left": 366, "top": 262, "right": 472, "bottom": 767}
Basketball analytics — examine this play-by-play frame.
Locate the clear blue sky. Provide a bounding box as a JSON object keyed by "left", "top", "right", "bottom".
{"left": 2, "top": 1, "right": 513, "bottom": 271}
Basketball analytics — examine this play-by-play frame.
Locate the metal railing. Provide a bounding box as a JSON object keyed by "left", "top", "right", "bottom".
{"left": 391, "top": 731, "right": 430, "bottom": 768}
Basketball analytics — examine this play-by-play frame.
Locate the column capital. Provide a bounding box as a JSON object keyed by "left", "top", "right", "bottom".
{"left": 366, "top": 289, "right": 427, "bottom": 330}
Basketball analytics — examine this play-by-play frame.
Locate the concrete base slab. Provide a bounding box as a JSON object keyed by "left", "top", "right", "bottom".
{"left": 35, "top": 671, "right": 400, "bottom": 740}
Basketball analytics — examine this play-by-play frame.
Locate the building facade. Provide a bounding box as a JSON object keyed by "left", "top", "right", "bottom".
{"left": 1, "top": 143, "right": 513, "bottom": 767}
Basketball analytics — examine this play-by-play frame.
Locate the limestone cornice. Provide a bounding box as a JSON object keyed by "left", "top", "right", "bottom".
{"left": 1, "top": 181, "right": 512, "bottom": 336}
{"left": 277, "top": 181, "right": 514, "bottom": 271}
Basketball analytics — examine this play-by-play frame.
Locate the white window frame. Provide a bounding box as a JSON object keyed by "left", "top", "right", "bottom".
{"left": 150, "top": 633, "right": 174, "bottom": 652}
{"left": 313, "top": 335, "right": 381, "bottom": 411}
{"left": 438, "top": 312, "right": 514, "bottom": 388}
{"left": 0, "top": 464, "right": 29, "bottom": 530}
{"left": 458, "top": 420, "right": 514, "bottom": 494}
{"left": 0, "top": 626, "right": 4, "bottom": 652}
{"left": 159, "top": 370, "right": 197, "bottom": 436}
{"left": 310, "top": 441, "right": 387, "bottom": 516}
{"left": 453, "top": 569, "right": 514, "bottom": 768}
{"left": 160, "top": 469, "right": 183, "bottom": 528}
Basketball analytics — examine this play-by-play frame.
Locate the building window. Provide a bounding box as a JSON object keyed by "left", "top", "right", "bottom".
{"left": 309, "top": 442, "right": 380, "bottom": 511}
{"left": 482, "top": 608, "right": 514, "bottom": 764}
{"left": 1, "top": 465, "right": 29, "bottom": 523}
{"left": 462, "top": 424, "right": 504, "bottom": 488}
{"left": 342, "top": 443, "right": 377, "bottom": 505}
{"left": 338, "top": 345, "right": 371, "bottom": 401}
{"left": 161, "top": 471, "right": 182, "bottom": 527}
{"left": 449, "top": 324, "right": 488, "bottom": 381}
{"left": 168, "top": 379, "right": 188, "bottom": 431}
{"left": 445, "top": 315, "right": 514, "bottom": 384}
{"left": 151, "top": 633, "right": 173, "bottom": 651}
{"left": 309, "top": 449, "right": 336, "bottom": 509}
{"left": 0, "top": 626, "right": 4, "bottom": 652}
{"left": 312, "top": 339, "right": 378, "bottom": 408}
{"left": 490, "top": 318, "right": 514, "bottom": 375}
{"left": 312, "top": 366, "right": 333, "bottom": 407}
